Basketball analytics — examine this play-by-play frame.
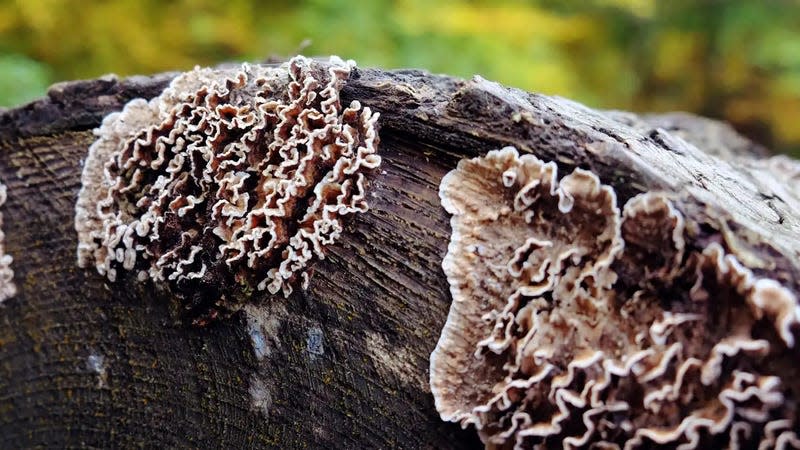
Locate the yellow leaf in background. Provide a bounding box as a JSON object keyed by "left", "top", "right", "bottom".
{"left": 728, "top": 97, "right": 800, "bottom": 143}
{"left": 13, "top": 0, "right": 58, "bottom": 32}
{"left": 653, "top": 31, "right": 703, "bottom": 83}
{"left": 0, "top": 4, "right": 16, "bottom": 33}
{"left": 396, "top": 1, "right": 598, "bottom": 44}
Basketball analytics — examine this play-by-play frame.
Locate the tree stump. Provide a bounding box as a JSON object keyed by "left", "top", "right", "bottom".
{"left": 1, "top": 59, "right": 798, "bottom": 449}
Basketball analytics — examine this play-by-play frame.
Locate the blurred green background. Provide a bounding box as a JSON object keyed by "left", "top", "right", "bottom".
{"left": 1, "top": 0, "right": 799, "bottom": 154}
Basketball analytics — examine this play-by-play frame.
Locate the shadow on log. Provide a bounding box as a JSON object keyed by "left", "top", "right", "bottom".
{"left": 0, "top": 58, "right": 798, "bottom": 448}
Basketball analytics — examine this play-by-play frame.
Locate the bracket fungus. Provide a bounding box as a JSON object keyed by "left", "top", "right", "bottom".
{"left": 74, "top": 56, "right": 380, "bottom": 320}
{"left": 0, "top": 182, "right": 15, "bottom": 302}
{"left": 431, "top": 147, "right": 800, "bottom": 449}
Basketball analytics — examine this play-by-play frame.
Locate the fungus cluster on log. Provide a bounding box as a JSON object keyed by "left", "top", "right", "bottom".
{"left": 0, "top": 181, "right": 14, "bottom": 302}
{"left": 5, "top": 52, "right": 800, "bottom": 449}
{"left": 74, "top": 56, "right": 380, "bottom": 319}
{"left": 430, "top": 147, "right": 800, "bottom": 449}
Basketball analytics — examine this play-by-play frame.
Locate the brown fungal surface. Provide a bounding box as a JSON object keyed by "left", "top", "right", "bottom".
{"left": 431, "top": 147, "right": 800, "bottom": 449}
{"left": 0, "top": 181, "right": 15, "bottom": 302}
{"left": 74, "top": 56, "right": 380, "bottom": 319}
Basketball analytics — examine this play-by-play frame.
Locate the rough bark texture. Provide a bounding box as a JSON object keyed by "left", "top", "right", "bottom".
{"left": 0, "top": 63, "right": 797, "bottom": 449}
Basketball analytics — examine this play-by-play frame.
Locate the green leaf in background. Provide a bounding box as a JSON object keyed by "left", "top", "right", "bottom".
{"left": 0, "top": 54, "right": 51, "bottom": 108}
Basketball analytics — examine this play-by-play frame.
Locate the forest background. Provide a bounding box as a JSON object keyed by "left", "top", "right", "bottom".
{"left": 1, "top": 0, "right": 798, "bottom": 155}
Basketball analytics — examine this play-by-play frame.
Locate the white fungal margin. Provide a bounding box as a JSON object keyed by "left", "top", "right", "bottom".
{"left": 0, "top": 182, "right": 15, "bottom": 303}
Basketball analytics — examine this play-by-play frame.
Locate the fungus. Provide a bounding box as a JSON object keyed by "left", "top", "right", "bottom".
{"left": 431, "top": 147, "right": 800, "bottom": 449}
{"left": 0, "top": 181, "right": 15, "bottom": 303}
{"left": 75, "top": 56, "right": 380, "bottom": 319}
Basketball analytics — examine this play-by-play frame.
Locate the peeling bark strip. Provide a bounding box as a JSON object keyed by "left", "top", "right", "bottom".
{"left": 1, "top": 58, "right": 799, "bottom": 449}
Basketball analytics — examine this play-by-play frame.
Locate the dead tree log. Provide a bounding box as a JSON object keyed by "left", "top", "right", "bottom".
{"left": 0, "top": 59, "right": 798, "bottom": 449}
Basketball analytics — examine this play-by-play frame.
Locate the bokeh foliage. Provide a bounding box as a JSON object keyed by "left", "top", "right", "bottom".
{"left": 1, "top": 0, "right": 798, "bottom": 154}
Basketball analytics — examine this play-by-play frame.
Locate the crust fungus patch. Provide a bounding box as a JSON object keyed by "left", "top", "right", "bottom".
{"left": 431, "top": 147, "right": 800, "bottom": 449}
{"left": 0, "top": 182, "right": 15, "bottom": 303}
{"left": 74, "top": 56, "right": 380, "bottom": 320}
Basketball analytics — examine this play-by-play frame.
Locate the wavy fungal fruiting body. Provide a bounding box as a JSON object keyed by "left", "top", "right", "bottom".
{"left": 75, "top": 56, "right": 380, "bottom": 317}
{"left": 431, "top": 147, "right": 800, "bottom": 449}
{"left": 0, "top": 182, "right": 15, "bottom": 302}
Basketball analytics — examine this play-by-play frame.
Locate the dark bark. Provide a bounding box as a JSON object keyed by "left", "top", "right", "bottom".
{"left": 0, "top": 63, "right": 796, "bottom": 449}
